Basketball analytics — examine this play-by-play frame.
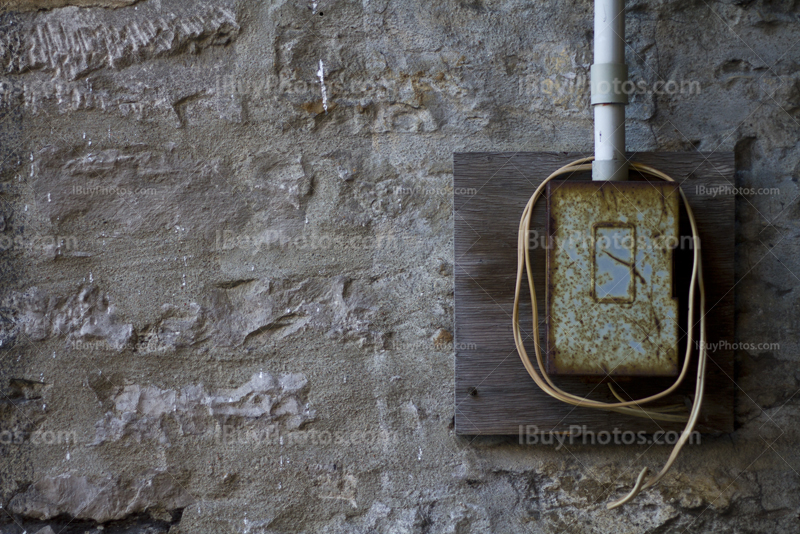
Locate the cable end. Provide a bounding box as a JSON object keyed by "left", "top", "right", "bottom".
{"left": 607, "top": 467, "right": 650, "bottom": 509}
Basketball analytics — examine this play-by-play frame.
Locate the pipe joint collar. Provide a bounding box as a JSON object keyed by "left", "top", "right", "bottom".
{"left": 592, "top": 159, "right": 629, "bottom": 181}
{"left": 591, "top": 63, "right": 629, "bottom": 105}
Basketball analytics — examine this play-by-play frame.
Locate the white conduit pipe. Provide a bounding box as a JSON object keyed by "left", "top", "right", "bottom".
{"left": 592, "top": 0, "right": 628, "bottom": 181}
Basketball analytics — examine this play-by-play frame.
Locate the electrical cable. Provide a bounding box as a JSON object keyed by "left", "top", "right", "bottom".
{"left": 512, "top": 157, "right": 707, "bottom": 509}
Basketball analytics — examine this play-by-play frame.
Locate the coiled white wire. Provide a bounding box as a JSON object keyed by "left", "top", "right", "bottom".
{"left": 512, "top": 157, "right": 707, "bottom": 509}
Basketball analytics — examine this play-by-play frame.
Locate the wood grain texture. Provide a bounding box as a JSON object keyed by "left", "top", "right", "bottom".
{"left": 454, "top": 152, "right": 734, "bottom": 436}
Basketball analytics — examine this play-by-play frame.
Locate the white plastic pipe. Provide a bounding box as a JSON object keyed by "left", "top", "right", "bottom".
{"left": 594, "top": 104, "right": 625, "bottom": 162}
{"left": 594, "top": 0, "right": 625, "bottom": 64}
{"left": 593, "top": 0, "right": 627, "bottom": 181}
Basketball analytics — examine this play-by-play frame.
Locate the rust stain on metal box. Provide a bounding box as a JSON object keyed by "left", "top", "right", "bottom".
{"left": 545, "top": 181, "right": 681, "bottom": 377}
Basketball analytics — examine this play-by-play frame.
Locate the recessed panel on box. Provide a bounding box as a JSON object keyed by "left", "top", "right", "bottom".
{"left": 593, "top": 223, "right": 635, "bottom": 303}
{"left": 545, "top": 181, "right": 681, "bottom": 377}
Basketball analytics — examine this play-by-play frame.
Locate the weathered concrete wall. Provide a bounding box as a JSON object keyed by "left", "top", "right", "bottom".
{"left": 0, "top": 0, "right": 798, "bottom": 532}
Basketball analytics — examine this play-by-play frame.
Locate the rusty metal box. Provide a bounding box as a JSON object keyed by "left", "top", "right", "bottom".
{"left": 545, "top": 181, "right": 681, "bottom": 377}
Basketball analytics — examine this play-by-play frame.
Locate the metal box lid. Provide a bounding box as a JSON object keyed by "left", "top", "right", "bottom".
{"left": 545, "top": 180, "right": 681, "bottom": 377}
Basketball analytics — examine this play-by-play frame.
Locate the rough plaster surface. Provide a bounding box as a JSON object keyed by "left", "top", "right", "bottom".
{"left": 0, "top": 0, "right": 798, "bottom": 532}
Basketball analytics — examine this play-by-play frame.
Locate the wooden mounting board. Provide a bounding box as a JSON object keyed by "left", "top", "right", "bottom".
{"left": 454, "top": 152, "right": 734, "bottom": 435}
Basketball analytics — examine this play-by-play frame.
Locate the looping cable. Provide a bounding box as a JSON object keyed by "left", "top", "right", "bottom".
{"left": 512, "top": 157, "right": 707, "bottom": 509}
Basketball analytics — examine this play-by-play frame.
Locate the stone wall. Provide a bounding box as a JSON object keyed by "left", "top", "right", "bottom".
{"left": 1, "top": 0, "right": 798, "bottom": 532}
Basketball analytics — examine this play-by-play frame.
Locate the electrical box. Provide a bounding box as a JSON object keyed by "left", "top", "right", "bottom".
{"left": 545, "top": 180, "right": 681, "bottom": 377}
{"left": 454, "top": 152, "right": 734, "bottom": 436}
